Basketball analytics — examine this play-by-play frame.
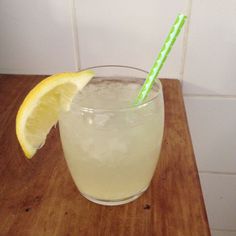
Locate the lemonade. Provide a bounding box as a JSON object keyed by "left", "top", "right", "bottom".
{"left": 59, "top": 76, "right": 164, "bottom": 205}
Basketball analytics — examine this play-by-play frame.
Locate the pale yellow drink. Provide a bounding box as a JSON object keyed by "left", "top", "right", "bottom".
{"left": 59, "top": 76, "right": 164, "bottom": 205}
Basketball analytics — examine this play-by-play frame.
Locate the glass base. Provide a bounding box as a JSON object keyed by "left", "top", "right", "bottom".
{"left": 80, "top": 186, "right": 148, "bottom": 206}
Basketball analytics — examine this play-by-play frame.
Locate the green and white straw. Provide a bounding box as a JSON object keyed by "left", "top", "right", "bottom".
{"left": 134, "top": 14, "right": 187, "bottom": 105}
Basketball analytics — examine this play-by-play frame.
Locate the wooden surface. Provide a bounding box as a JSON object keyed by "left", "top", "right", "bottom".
{"left": 0, "top": 75, "right": 210, "bottom": 236}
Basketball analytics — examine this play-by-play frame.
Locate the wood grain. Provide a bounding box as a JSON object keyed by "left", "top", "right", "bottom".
{"left": 0, "top": 75, "right": 210, "bottom": 236}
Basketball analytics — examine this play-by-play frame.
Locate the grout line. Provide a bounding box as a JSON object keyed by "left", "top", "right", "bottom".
{"left": 211, "top": 228, "right": 236, "bottom": 233}
{"left": 183, "top": 93, "right": 236, "bottom": 99}
{"left": 70, "top": 0, "right": 81, "bottom": 71}
{"left": 179, "top": 0, "right": 193, "bottom": 85}
{"left": 199, "top": 171, "right": 236, "bottom": 176}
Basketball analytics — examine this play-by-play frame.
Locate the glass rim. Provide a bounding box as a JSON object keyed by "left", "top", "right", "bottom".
{"left": 77, "top": 65, "right": 163, "bottom": 113}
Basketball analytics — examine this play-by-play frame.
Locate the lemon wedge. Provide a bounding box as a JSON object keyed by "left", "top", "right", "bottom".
{"left": 16, "top": 70, "right": 94, "bottom": 158}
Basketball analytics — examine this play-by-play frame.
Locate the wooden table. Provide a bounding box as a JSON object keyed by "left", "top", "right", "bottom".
{"left": 0, "top": 75, "right": 210, "bottom": 236}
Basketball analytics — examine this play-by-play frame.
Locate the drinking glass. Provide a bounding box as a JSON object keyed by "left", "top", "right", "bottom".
{"left": 59, "top": 65, "right": 164, "bottom": 205}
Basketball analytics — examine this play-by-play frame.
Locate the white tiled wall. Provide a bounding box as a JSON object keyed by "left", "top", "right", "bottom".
{"left": 75, "top": 0, "right": 188, "bottom": 78}
{"left": 183, "top": 0, "right": 236, "bottom": 95}
{"left": 200, "top": 173, "right": 236, "bottom": 231}
{"left": 1, "top": 0, "right": 236, "bottom": 234}
{"left": 0, "top": 0, "right": 188, "bottom": 77}
{"left": 211, "top": 231, "right": 236, "bottom": 236}
{"left": 0, "top": 0, "right": 77, "bottom": 74}
{"left": 184, "top": 96, "right": 236, "bottom": 173}
{"left": 183, "top": 0, "right": 236, "bottom": 235}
